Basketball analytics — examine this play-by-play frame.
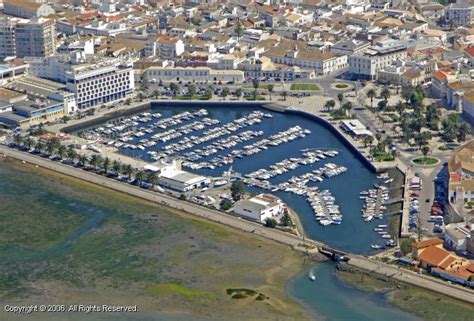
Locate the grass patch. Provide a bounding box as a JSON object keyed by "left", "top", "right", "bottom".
{"left": 330, "top": 109, "right": 353, "bottom": 120}
{"left": 244, "top": 84, "right": 273, "bottom": 90}
{"left": 147, "top": 283, "right": 210, "bottom": 298}
{"left": 245, "top": 95, "right": 266, "bottom": 101}
{"left": 290, "top": 83, "right": 319, "bottom": 91}
{"left": 371, "top": 151, "right": 394, "bottom": 162}
{"left": 390, "top": 286, "right": 474, "bottom": 321}
{"left": 438, "top": 145, "right": 448, "bottom": 151}
{"left": 335, "top": 83, "right": 349, "bottom": 89}
{"left": 412, "top": 157, "right": 438, "bottom": 165}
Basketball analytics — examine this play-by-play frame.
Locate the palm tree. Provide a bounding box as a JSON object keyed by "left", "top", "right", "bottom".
{"left": 152, "top": 89, "right": 160, "bottom": 99}
{"left": 381, "top": 87, "right": 391, "bottom": 102}
{"left": 23, "top": 136, "right": 35, "bottom": 150}
{"left": 324, "top": 99, "right": 336, "bottom": 112}
{"left": 395, "top": 102, "right": 405, "bottom": 117}
{"left": 13, "top": 134, "right": 22, "bottom": 147}
{"left": 281, "top": 90, "right": 287, "bottom": 101}
{"left": 421, "top": 146, "right": 430, "bottom": 162}
{"left": 169, "top": 82, "right": 179, "bottom": 97}
{"left": 35, "top": 142, "right": 44, "bottom": 153}
{"left": 102, "top": 157, "right": 111, "bottom": 174}
{"left": 188, "top": 84, "right": 196, "bottom": 98}
{"left": 112, "top": 160, "right": 122, "bottom": 175}
{"left": 458, "top": 123, "right": 470, "bottom": 142}
{"left": 124, "top": 164, "right": 133, "bottom": 180}
{"left": 267, "top": 84, "right": 274, "bottom": 100}
{"left": 67, "top": 147, "right": 77, "bottom": 162}
{"left": 235, "top": 88, "right": 242, "bottom": 100}
{"left": 221, "top": 87, "right": 229, "bottom": 100}
{"left": 148, "top": 171, "right": 159, "bottom": 186}
{"left": 135, "top": 170, "right": 145, "bottom": 185}
{"left": 79, "top": 154, "right": 88, "bottom": 167}
{"left": 252, "top": 78, "right": 260, "bottom": 100}
{"left": 57, "top": 145, "right": 67, "bottom": 159}
{"left": 89, "top": 154, "right": 102, "bottom": 170}
{"left": 46, "top": 140, "right": 56, "bottom": 155}
{"left": 337, "top": 93, "right": 344, "bottom": 108}
{"left": 366, "top": 89, "right": 376, "bottom": 108}
{"left": 342, "top": 101, "right": 353, "bottom": 117}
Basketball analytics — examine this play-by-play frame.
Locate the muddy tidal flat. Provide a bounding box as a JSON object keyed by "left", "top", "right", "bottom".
{"left": 0, "top": 158, "right": 312, "bottom": 321}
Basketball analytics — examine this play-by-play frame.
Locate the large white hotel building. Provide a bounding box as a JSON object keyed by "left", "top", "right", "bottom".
{"left": 26, "top": 52, "right": 134, "bottom": 110}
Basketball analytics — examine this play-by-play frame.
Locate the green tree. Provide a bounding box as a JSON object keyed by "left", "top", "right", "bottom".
{"left": 135, "top": 170, "right": 145, "bottom": 185}
{"left": 280, "top": 211, "right": 292, "bottom": 226}
{"left": 400, "top": 237, "right": 416, "bottom": 255}
{"left": 220, "top": 199, "right": 233, "bottom": 211}
{"left": 363, "top": 135, "right": 374, "bottom": 148}
{"left": 342, "top": 101, "right": 353, "bottom": 117}
{"left": 35, "top": 142, "right": 45, "bottom": 153}
{"left": 112, "top": 160, "right": 122, "bottom": 175}
{"left": 231, "top": 180, "right": 245, "bottom": 201}
{"left": 401, "top": 84, "right": 413, "bottom": 104}
{"left": 124, "top": 164, "right": 133, "bottom": 180}
{"left": 267, "top": 84, "right": 274, "bottom": 100}
{"left": 324, "top": 99, "right": 336, "bottom": 112}
{"left": 169, "top": 82, "right": 179, "bottom": 97}
{"left": 380, "top": 87, "right": 391, "bottom": 102}
{"left": 13, "top": 134, "right": 22, "bottom": 146}
{"left": 22, "top": 136, "right": 35, "bottom": 150}
{"left": 235, "top": 88, "right": 242, "bottom": 99}
{"left": 395, "top": 101, "right": 406, "bottom": 117}
{"left": 67, "top": 146, "right": 77, "bottom": 162}
{"left": 148, "top": 171, "right": 159, "bottom": 186}
{"left": 125, "top": 98, "right": 132, "bottom": 105}
{"left": 79, "top": 154, "right": 88, "bottom": 167}
{"left": 366, "top": 88, "right": 376, "bottom": 108}
{"left": 252, "top": 78, "right": 260, "bottom": 100}
{"left": 221, "top": 87, "right": 229, "bottom": 100}
{"left": 204, "top": 86, "right": 213, "bottom": 100}
{"left": 46, "top": 140, "right": 56, "bottom": 155}
{"left": 89, "top": 154, "right": 103, "bottom": 170}
{"left": 281, "top": 90, "right": 287, "bottom": 101}
{"left": 458, "top": 123, "right": 470, "bottom": 142}
{"left": 57, "top": 145, "right": 67, "bottom": 159}
{"left": 264, "top": 218, "right": 277, "bottom": 228}
{"left": 337, "top": 93, "right": 344, "bottom": 108}
{"left": 152, "top": 89, "right": 160, "bottom": 99}
{"left": 103, "top": 157, "right": 111, "bottom": 174}
{"left": 421, "top": 146, "right": 430, "bottom": 160}
{"left": 188, "top": 84, "right": 196, "bottom": 98}
{"left": 140, "top": 73, "right": 148, "bottom": 93}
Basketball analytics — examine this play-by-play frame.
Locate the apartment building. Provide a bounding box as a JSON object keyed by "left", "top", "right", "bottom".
{"left": 348, "top": 41, "right": 408, "bottom": 80}
{"left": 15, "top": 18, "right": 55, "bottom": 58}
{"left": 144, "top": 36, "right": 184, "bottom": 59}
{"left": 0, "top": 19, "right": 17, "bottom": 60}
{"left": 445, "top": 4, "right": 474, "bottom": 26}
{"left": 27, "top": 52, "right": 134, "bottom": 110}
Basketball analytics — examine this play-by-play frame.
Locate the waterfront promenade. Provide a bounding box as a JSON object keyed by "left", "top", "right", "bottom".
{"left": 1, "top": 145, "right": 473, "bottom": 304}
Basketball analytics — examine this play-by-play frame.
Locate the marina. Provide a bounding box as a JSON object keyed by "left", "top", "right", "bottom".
{"left": 73, "top": 104, "right": 387, "bottom": 254}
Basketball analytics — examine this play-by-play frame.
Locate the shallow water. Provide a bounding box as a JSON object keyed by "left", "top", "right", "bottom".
{"left": 287, "top": 262, "right": 420, "bottom": 321}
{"left": 79, "top": 104, "right": 389, "bottom": 254}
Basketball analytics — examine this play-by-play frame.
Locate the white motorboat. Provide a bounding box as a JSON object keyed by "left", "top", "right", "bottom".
{"left": 308, "top": 271, "right": 316, "bottom": 281}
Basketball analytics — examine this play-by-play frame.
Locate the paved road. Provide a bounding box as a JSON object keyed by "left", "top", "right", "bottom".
{"left": 2, "top": 145, "right": 473, "bottom": 304}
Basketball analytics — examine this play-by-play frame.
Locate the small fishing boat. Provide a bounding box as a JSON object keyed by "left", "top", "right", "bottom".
{"left": 308, "top": 271, "right": 316, "bottom": 281}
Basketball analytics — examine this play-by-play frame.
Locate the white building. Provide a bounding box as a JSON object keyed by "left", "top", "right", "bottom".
{"left": 3, "top": 0, "right": 55, "bottom": 19}
{"left": 264, "top": 45, "right": 347, "bottom": 76}
{"left": 444, "top": 222, "right": 471, "bottom": 251}
{"left": 145, "top": 66, "right": 244, "bottom": 83}
{"left": 348, "top": 41, "right": 408, "bottom": 80}
{"left": 445, "top": 4, "right": 474, "bottom": 27}
{"left": 27, "top": 52, "right": 134, "bottom": 110}
{"left": 144, "top": 36, "right": 184, "bottom": 59}
{"left": 233, "top": 194, "right": 285, "bottom": 223}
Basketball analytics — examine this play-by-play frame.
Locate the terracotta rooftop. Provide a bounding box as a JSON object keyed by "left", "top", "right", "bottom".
{"left": 411, "top": 238, "right": 443, "bottom": 249}
{"left": 418, "top": 246, "right": 451, "bottom": 267}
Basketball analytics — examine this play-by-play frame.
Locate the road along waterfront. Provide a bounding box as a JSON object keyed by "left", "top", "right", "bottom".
{"left": 1, "top": 145, "right": 473, "bottom": 305}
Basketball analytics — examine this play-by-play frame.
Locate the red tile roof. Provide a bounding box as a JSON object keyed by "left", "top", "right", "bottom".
{"left": 411, "top": 238, "right": 444, "bottom": 249}
{"left": 465, "top": 46, "right": 474, "bottom": 57}
{"left": 418, "top": 246, "right": 451, "bottom": 267}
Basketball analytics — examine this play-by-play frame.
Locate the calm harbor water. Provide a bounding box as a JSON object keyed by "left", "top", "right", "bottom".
{"left": 287, "top": 262, "right": 420, "bottom": 321}
{"left": 79, "top": 104, "right": 389, "bottom": 254}
{"left": 0, "top": 159, "right": 420, "bottom": 321}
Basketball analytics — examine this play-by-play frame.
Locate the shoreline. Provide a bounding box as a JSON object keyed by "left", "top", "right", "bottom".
{"left": 2, "top": 146, "right": 474, "bottom": 305}
{"left": 336, "top": 263, "right": 474, "bottom": 321}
